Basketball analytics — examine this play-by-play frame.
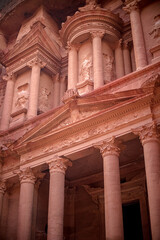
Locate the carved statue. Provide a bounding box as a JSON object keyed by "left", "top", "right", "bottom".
{"left": 38, "top": 87, "right": 51, "bottom": 112}
{"left": 78, "top": 0, "right": 101, "bottom": 12}
{"left": 103, "top": 54, "right": 114, "bottom": 83}
{"left": 80, "top": 57, "right": 93, "bottom": 82}
{"left": 15, "top": 88, "right": 28, "bottom": 109}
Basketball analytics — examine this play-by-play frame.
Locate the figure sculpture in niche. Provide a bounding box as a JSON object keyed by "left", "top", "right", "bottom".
{"left": 80, "top": 57, "right": 93, "bottom": 82}
{"left": 103, "top": 54, "right": 114, "bottom": 83}
{"left": 38, "top": 87, "right": 51, "bottom": 113}
{"left": 15, "top": 85, "right": 29, "bottom": 109}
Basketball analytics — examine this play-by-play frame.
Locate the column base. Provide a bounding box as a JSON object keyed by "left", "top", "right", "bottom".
{"left": 77, "top": 80, "right": 93, "bottom": 95}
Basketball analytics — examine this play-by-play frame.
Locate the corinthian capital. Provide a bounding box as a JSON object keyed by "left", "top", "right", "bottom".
{"left": 2, "top": 72, "right": 16, "bottom": 81}
{"left": 123, "top": 0, "right": 141, "bottom": 13}
{"left": 91, "top": 30, "right": 105, "bottom": 39}
{"left": 16, "top": 167, "right": 36, "bottom": 184}
{"left": 28, "top": 57, "right": 46, "bottom": 68}
{"left": 94, "top": 137, "right": 120, "bottom": 157}
{"left": 66, "top": 41, "right": 80, "bottom": 51}
{"left": 133, "top": 123, "right": 160, "bottom": 145}
{"left": 0, "top": 180, "right": 6, "bottom": 194}
{"left": 48, "top": 157, "right": 72, "bottom": 174}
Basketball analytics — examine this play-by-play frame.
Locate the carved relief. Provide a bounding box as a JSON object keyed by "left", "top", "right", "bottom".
{"left": 15, "top": 83, "right": 29, "bottom": 109}
{"left": 38, "top": 87, "right": 51, "bottom": 113}
{"left": 103, "top": 54, "right": 114, "bottom": 83}
{"left": 150, "top": 14, "right": 160, "bottom": 43}
{"left": 80, "top": 57, "right": 93, "bottom": 82}
{"left": 78, "top": 0, "right": 101, "bottom": 12}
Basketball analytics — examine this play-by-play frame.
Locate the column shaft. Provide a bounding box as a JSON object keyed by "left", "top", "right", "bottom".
{"left": 0, "top": 74, "right": 15, "bottom": 130}
{"left": 48, "top": 172, "right": 65, "bottom": 240}
{"left": 68, "top": 45, "right": 78, "bottom": 90}
{"left": 103, "top": 153, "right": 124, "bottom": 239}
{"left": 0, "top": 181, "right": 6, "bottom": 219}
{"left": 125, "top": 3, "right": 147, "bottom": 69}
{"left": 47, "top": 158, "right": 72, "bottom": 240}
{"left": 59, "top": 76, "right": 66, "bottom": 104}
{"left": 115, "top": 40, "right": 125, "bottom": 78}
{"left": 17, "top": 168, "right": 36, "bottom": 240}
{"left": 92, "top": 32, "right": 104, "bottom": 89}
{"left": 0, "top": 30, "right": 7, "bottom": 51}
{"left": 123, "top": 43, "right": 132, "bottom": 74}
{"left": 53, "top": 74, "right": 60, "bottom": 108}
{"left": 27, "top": 64, "right": 41, "bottom": 119}
{"left": 143, "top": 140, "right": 160, "bottom": 239}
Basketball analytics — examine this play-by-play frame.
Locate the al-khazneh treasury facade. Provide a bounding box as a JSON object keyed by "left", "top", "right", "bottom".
{"left": 0, "top": 0, "right": 160, "bottom": 239}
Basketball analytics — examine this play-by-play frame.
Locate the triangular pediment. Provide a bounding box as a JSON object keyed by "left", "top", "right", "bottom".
{"left": 3, "top": 20, "right": 61, "bottom": 63}
{"left": 14, "top": 88, "right": 149, "bottom": 149}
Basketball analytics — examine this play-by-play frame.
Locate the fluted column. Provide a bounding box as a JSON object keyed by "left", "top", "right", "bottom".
{"left": 91, "top": 31, "right": 105, "bottom": 89}
{"left": 53, "top": 73, "right": 60, "bottom": 108}
{"left": 124, "top": 0, "right": 147, "bottom": 69}
{"left": 67, "top": 42, "right": 78, "bottom": 90}
{"left": 59, "top": 75, "right": 67, "bottom": 104}
{"left": 123, "top": 41, "right": 132, "bottom": 74}
{"left": 95, "top": 138, "right": 124, "bottom": 240}
{"left": 17, "top": 168, "right": 36, "bottom": 240}
{"left": 0, "top": 180, "right": 6, "bottom": 219}
{"left": 0, "top": 73, "right": 15, "bottom": 131}
{"left": 115, "top": 39, "right": 125, "bottom": 79}
{"left": 134, "top": 123, "right": 160, "bottom": 240}
{"left": 27, "top": 58, "right": 46, "bottom": 119}
{"left": 47, "top": 157, "right": 72, "bottom": 240}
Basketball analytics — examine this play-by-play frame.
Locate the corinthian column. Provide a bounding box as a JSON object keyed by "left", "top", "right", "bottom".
{"left": 124, "top": 0, "right": 147, "bottom": 69}
{"left": 134, "top": 123, "right": 160, "bottom": 240}
{"left": 91, "top": 31, "right": 105, "bottom": 89}
{"left": 47, "top": 157, "right": 72, "bottom": 240}
{"left": 0, "top": 180, "right": 6, "bottom": 219}
{"left": 67, "top": 42, "right": 78, "bottom": 90}
{"left": 95, "top": 138, "right": 124, "bottom": 240}
{"left": 115, "top": 39, "right": 125, "bottom": 78}
{"left": 17, "top": 168, "right": 36, "bottom": 240}
{"left": 27, "top": 58, "right": 46, "bottom": 119}
{"left": 59, "top": 75, "right": 67, "bottom": 104}
{"left": 0, "top": 73, "right": 15, "bottom": 131}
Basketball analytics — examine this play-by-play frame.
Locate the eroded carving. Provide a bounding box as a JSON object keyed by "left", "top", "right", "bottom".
{"left": 94, "top": 137, "right": 120, "bottom": 157}
{"left": 0, "top": 180, "right": 6, "bottom": 194}
{"left": 103, "top": 54, "right": 114, "bottom": 83}
{"left": 15, "top": 167, "right": 36, "bottom": 184}
{"left": 150, "top": 14, "right": 160, "bottom": 43}
{"left": 78, "top": 0, "right": 101, "bottom": 12}
{"left": 80, "top": 57, "right": 93, "bottom": 82}
{"left": 38, "top": 87, "right": 51, "bottom": 113}
{"left": 15, "top": 83, "right": 29, "bottom": 109}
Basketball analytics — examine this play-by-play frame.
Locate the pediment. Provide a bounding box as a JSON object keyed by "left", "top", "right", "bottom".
{"left": 3, "top": 21, "right": 61, "bottom": 62}
{"left": 14, "top": 88, "right": 149, "bottom": 149}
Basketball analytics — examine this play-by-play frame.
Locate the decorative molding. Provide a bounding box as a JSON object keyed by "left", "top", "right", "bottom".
{"left": 27, "top": 57, "right": 46, "bottom": 69}
{"left": 94, "top": 137, "right": 120, "bottom": 157}
{"left": 15, "top": 167, "right": 36, "bottom": 184}
{"left": 47, "top": 157, "right": 72, "bottom": 174}
{"left": 133, "top": 122, "right": 160, "bottom": 145}
{"left": 91, "top": 30, "right": 105, "bottom": 39}
{"left": 0, "top": 180, "right": 6, "bottom": 194}
{"left": 123, "top": 0, "right": 141, "bottom": 13}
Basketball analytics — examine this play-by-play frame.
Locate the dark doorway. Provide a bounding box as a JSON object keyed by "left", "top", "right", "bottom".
{"left": 123, "top": 201, "right": 143, "bottom": 240}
